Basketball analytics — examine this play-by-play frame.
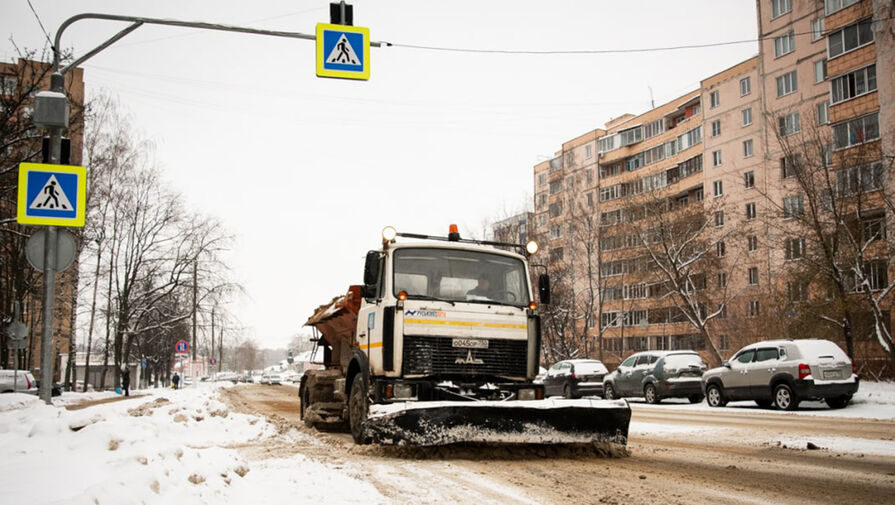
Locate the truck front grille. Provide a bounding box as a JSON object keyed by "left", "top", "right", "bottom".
{"left": 402, "top": 335, "right": 527, "bottom": 377}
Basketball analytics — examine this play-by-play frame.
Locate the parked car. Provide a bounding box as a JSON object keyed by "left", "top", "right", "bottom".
{"left": 259, "top": 374, "right": 270, "bottom": 385}
{"left": 0, "top": 370, "right": 36, "bottom": 393}
{"left": 702, "top": 339, "right": 859, "bottom": 410}
{"left": 603, "top": 351, "right": 707, "bottom": 404}
{"left": 542, "top": 359, "right": 609, "bottom": 398}
{"left": 268, "top": 374, "right": 283, "bottom": 385}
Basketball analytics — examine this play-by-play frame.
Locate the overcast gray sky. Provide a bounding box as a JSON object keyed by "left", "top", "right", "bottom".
{"left": 2, "top": 0, "right": 759, "bottom": 349}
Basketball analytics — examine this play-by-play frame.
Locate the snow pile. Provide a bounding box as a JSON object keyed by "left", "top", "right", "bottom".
{"left": 0, "top": 385, "right": 386, "bottom": 505}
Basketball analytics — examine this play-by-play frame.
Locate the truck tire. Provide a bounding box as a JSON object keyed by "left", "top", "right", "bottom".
{"left": 348, "top": 377, "right": 370, "bottom": 444}
{"left": 300, "top": 383, "right": 312, "bottom": 427}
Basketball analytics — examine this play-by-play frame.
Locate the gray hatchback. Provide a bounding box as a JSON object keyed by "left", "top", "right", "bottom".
{"left": 603, "top": 351, "right": 707, "bottom": 404}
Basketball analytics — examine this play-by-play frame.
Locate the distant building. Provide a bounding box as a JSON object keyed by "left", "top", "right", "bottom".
{"left": 492, "top": 212, "right": 534, "bottom": 245}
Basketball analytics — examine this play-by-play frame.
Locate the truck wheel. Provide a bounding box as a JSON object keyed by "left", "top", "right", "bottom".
{"left": 773, "top": 383, "right": 800, "bottom": 411}
{"left": 706, "top": 384, "right": 726, "bottom": 407}
{"left": 300, "top": 383, "right": 313, "bottom": 427}
{"left": 604, "top": 383, "right": 616, "bottom": 400}
{"left": 348, "top": 377, "right": 370, "bottom": 444}
{"left": 644, "top": 384, "right": 660, "bottom": 404}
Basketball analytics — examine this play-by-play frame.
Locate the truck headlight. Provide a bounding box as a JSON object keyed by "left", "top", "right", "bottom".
{"left": 518, "top": 388, "right": 536, "bottom": 401}
{"left": 394, "top": 383, "right": 416, "bottom": 400}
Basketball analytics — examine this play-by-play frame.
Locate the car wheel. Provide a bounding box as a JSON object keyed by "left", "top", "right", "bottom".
{"left": 825, "top": 395, "right": 851, "bottom": 409}
{"left": 348, "top": 377, "right": 370, "bottom": 444}
{"left": 604, "top": 383, "right": 617, "bottom": 400}
{"left": 706, "top": 384, "right": 726, "bottom": 407}
{"left": 688, "top": 395, "right": 704, "bottom": 404}
{"left": 563, "top": 383, "right": 574, "bottom": 399}
{"left": 754, "top": 399, "right": 773, "bottom": 408}
{"left": 644, "top": 383, "right": 660, "bottom": 404}
{"left": 773, "top": 383, "right": 800, "bottom": 411}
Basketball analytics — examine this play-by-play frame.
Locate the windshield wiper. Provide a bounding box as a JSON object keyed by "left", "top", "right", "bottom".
{"left": 405, "top": 294, "right": 456, "bottom": 306}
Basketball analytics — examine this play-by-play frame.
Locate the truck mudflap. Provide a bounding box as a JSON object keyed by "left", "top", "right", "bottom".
{"left": 363, "top": 398, "right": 631, "bottom": 446}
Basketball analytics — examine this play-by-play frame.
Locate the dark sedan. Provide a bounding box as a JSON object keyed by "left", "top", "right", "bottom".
{"left": 542, "top": 359, "right": 609, "bottom": 399}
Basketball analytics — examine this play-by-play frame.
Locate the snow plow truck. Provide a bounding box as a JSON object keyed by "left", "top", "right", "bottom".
{"left": 299, "top": 225, "right": 631, "bottom": 446}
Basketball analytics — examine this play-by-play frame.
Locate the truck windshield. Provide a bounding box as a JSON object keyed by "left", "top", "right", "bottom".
{"left": 393, "top": 247, "right": 530, "bottom": 307}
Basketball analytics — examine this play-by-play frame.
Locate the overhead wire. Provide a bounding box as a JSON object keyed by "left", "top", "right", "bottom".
{"left": 25, "top": 0, "right": 53, "bottom": 49}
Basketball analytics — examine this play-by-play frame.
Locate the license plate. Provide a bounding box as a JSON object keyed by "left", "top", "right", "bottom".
{"left": 452, "top": 338, "right": 488, "bottom": 349}
{"left": 823, "top": 370, "right": 841, "bottom": 379}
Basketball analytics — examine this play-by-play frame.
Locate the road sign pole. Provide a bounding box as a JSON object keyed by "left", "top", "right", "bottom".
{"left": 36, "top": 72, "right": 67, "bottom": 404}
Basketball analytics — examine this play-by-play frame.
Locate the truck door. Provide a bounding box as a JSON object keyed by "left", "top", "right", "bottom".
{"left": 357, "top": 251, "right": 386, "bottom": 374}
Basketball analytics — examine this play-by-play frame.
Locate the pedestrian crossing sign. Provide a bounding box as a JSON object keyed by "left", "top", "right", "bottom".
{"left": 316, "top": 23, "right": 370, "bottom": 80}
{"left": 17, "top": 162, "right": 87, "bottom": 227}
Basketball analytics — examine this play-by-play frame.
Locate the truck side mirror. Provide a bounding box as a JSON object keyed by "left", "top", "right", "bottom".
{"left": 363, "top": 250, "right": 381, "bottom": 300}
{"left": 538, "top": 274, "right": 551, "bottom": 305}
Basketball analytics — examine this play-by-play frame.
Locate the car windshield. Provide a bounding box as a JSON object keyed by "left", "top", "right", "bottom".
{"left": 393, "top": 247, "right": 530, "bottom": 307}
{"left": 573, "top": 361, "right": 608, "bottom": 375}
{"left": 664, "top": 354, "right": 705, "bottom": 369}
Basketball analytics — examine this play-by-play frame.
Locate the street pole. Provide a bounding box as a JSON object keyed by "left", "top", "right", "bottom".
{"left": 36, "top": 72, "right": 67, "bottom": 403}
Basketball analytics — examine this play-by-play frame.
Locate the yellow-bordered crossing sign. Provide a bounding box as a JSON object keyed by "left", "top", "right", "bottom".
{"left": 316, "top": 23, "right": 370, "bottom": 80}
{"left": 17, "top": 162, "right": 87, "bottom": 227}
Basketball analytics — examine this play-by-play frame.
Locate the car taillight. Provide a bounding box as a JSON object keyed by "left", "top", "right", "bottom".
{"left": 852, "top": 362, "right": 857, "bottom": 376}
{"left": 571, "top": 374, "right": 577, "bottom": 380}
{"left": 798, "top": 363, "right": 810, "bottom": 380}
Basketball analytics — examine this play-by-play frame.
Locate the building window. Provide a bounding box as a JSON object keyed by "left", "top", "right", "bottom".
{"left": 776, "top": 70, "right": 798, "bottom": 97}
{"left": 695, "top": 188, "right": 704, "bottom": 201}
{"left": 712, "top": 150, "right": 722, "bottom": 167}
{"left": 549, "top": 180, "right": 562, "bottom": 195}
{"left": 783, "top": 194, "right": 804, "bottom": 219}
{"left": 785, "top": 237, "right": 805, "bottom": 260}
{"left": 717, "top": 272, "right": 727, "bottom": 288}
{"left": 743, "top": 139, "right": 754, "bottom": 158}
{"left": 549, "top": 201, "right": 564, "bottom": 217}
{"left": 744, "top": 171, "right": 755, "bottom": 188}
{"left": 716, "top": 240, "right": 726, "bottom": 258}
{"left": 626, "top": 153, "right": 645, "bottom": 172}
{"left": 811, "top": 17, "right": 825, "bottom": 41}
{"left": 0, "top": 75, "right": 16, "bottom": 96}
{"left": 832, "top": 112, "right": 880, "bottom": 150}
{"left": 861, "top": 213, "right": 886, "bottom": 243}
{"left": 537, "top": 173, "right": 546, "bottom": 186}
{"left": 714, "top": 211, "right": 724, "bottom": 227}
{"left": 774, "top": 31, "right": 796, "bottom": 57}
{"left": 644, "top": 118, "right": 666, "bottom": 139}
{"left": 787, "top": 282, "right": 809, "bottom": 302}
{"left": 710, "top": 90, "right": 720, "bottom": 108}
{"left": 825, "top": 0, "right": 859, "bottom": 15}
{"left": 745, "top": 202, "right": 756, "bottom": 220}
{"left": 748, "top": 267, "right": 759, "bottom": 285}
{"left": 831, "top": 64, "right": 877, "bottom": 104}
{"left": 748, "top": 235, "right": 758, "bottom": 252}
{"left": 742, "top": 107, "right": 753, "bottom": 126}
{"left": 711, "top": 120, "right": 722, "bottom": 137}
{"left": 772, "top": 0, "right": 792, "bottom": 18}
{"left": 778, "top": 112, "right": 801, "bottom": 136}
{"left": 620, "top": 127, "right": 644, "bottom": 147}
{"left": 719, "top": 334, "right": 729, "bottom": 351}
{"left": 740, "top": 77, "right": 751, "bottom": 96}
{"left": 817, "top": 101, "right": 830, "bottom": 125}
{"left": 585, "top": 144, "right": 593, "bottom": 159}
{"left": 537, "top": 194, "right": 547, "bottom": 208}
{"left": 814, "top": 59, "right": 828, "bottom": 83}
{"left": 549, "top": 225, "right": 562, "bottom": 240}
{"left": 837, "top": 162, "right": 883, "bottom": 195}
{"left": 781, "top": 153, "right": 801, "bottom": 178}
{"left": 828, "top": 18, "right": 874, "bottom": 58}
{"left": 538, "top": 215, "right": 547, "bottom": 227}
{"left": 586, "top": 192, "right": 594, "bottom": 207}
{"left": 713, "top": 180, "right": 723, "bottom": 197}
{"left": 749, "top": 300, "right": 760, "bottom": 317}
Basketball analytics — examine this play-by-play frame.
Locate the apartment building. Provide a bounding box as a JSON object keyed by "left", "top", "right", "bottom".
{"left": 530, "top": 0, "right": 893, "bottom": 369}
{"left": 0, "top": 58, "right": 84, "bottom": 380}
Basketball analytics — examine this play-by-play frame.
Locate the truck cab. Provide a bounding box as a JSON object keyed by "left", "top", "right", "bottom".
{"left": 355, "top": 231, "right": 543, "bottom": 404}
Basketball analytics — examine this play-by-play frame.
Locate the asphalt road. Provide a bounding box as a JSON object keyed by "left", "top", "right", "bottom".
{"left": 222, "top": 385, "right": 895, "bottom": 505}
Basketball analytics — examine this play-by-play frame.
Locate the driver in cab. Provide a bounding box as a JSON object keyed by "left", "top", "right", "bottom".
{"left": 466, "top": 274, "right": 493, "bottom": 299}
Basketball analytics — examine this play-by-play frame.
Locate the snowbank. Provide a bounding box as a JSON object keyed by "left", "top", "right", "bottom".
{"left": 0, "top": 384, "right": 386, "bottom": 505}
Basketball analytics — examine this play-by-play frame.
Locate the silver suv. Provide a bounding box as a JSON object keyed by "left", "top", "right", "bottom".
{"left": 702, "top": 339, "right": 859, "bottom": 410}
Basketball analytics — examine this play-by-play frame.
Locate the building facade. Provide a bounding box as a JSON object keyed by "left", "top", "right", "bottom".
{"left": 530, "top": 0, "right": 893, "bottom": 370}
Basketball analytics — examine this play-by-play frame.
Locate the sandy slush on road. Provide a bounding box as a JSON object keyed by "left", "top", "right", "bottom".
{"left": 222, "top": 384, "right": 895, "bottom": 505}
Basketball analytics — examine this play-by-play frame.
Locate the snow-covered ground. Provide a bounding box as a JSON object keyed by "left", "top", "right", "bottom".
{"left": 0, "top": 383, "right": 386, "bottom": 505}
{"left": 626, "top": 380, "right": 895, "bottom": 420}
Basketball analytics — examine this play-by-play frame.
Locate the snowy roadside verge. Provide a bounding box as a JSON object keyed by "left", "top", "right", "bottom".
{"left": 0, "top": 384, "right": 387, "bottom": 505}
